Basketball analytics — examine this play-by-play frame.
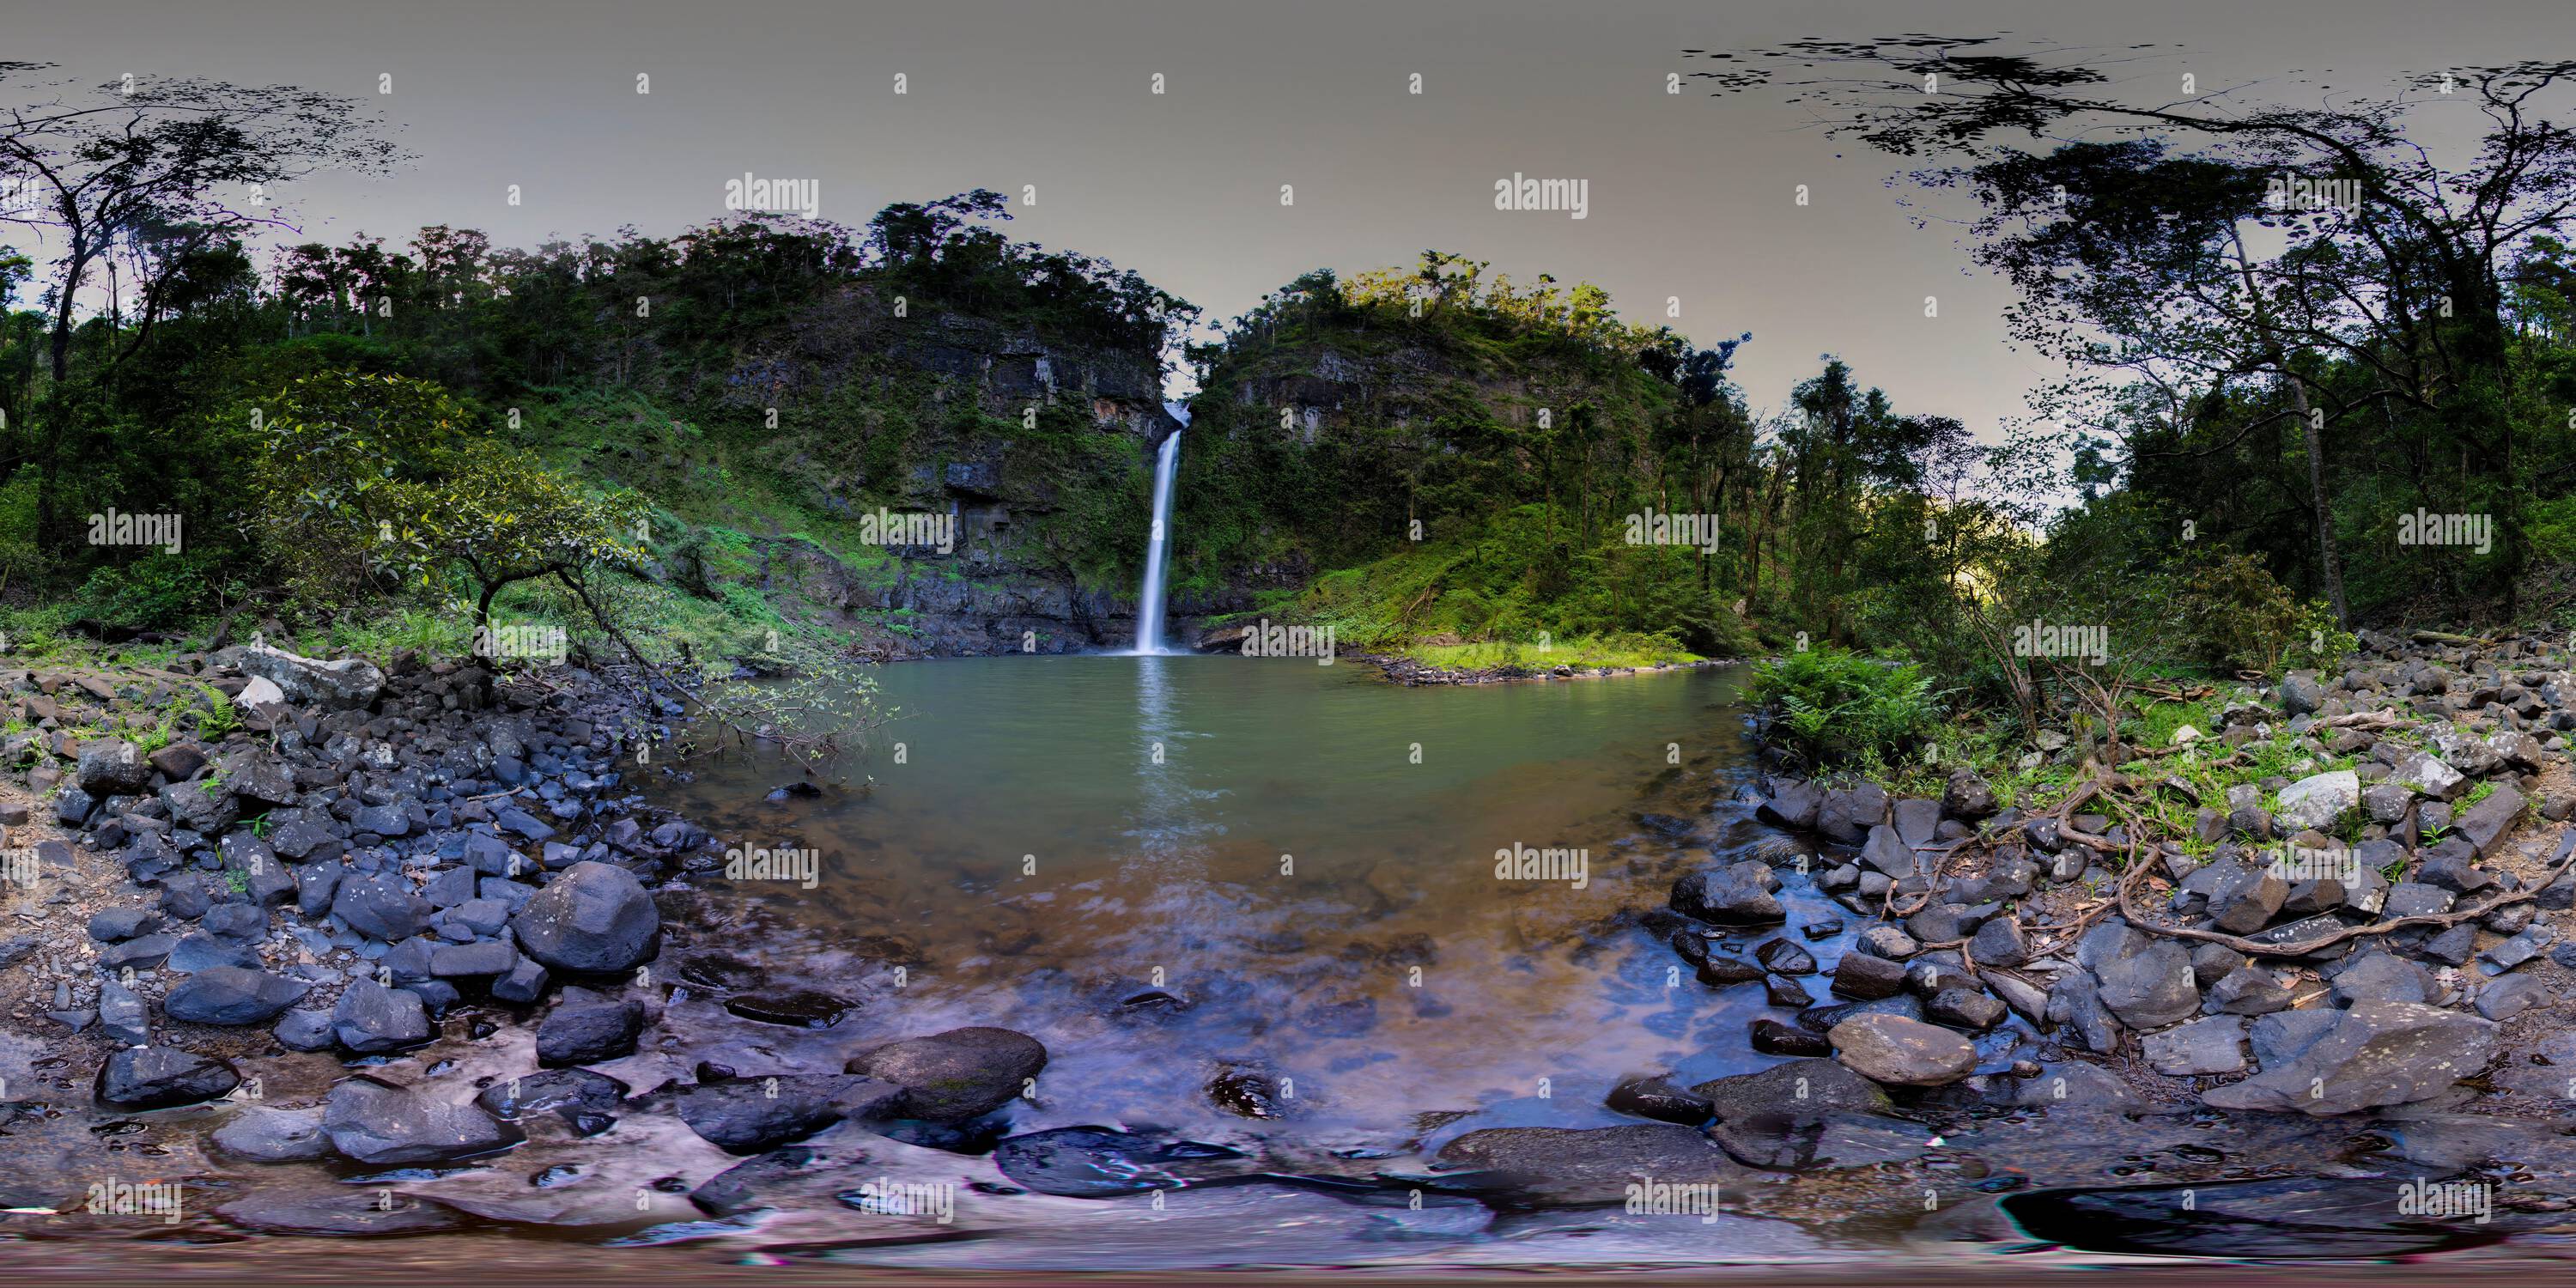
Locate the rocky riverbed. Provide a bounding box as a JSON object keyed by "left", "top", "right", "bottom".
{"left": 3, "top": 631, "right": 2575, "bottom": 1268}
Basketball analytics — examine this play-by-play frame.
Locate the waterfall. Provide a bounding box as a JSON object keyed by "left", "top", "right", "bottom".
{"left": 1133, "top": 404, "right": 1188, "bottom": 653}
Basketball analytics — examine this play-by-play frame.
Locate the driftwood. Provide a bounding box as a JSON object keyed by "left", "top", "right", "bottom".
{"left": 2120, "top": 832, "right": 2576, "bottom": 957}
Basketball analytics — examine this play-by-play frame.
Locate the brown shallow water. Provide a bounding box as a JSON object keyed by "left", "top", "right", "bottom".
{"left": 645, "top": 655, "right": 1816, "bottom": 1148}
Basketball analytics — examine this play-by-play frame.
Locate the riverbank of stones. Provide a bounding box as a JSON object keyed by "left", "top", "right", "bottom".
{"left": 1662, "top": 628, "right": 2576, "bottom": 1128}
{"left": 0, "top": 642, "right": 1057, "bottom": 1217}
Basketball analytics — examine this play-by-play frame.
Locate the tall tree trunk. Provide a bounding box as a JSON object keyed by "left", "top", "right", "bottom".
{"left": 2231, "top": 228, "right": 2348, "bottom": 625}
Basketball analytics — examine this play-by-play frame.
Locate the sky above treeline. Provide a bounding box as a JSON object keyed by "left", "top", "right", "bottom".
{"left": 7, "top": 0, "right": 2556, "bottom": 435}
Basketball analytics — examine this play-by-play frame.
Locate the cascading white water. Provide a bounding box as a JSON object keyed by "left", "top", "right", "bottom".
{"left": 1132, "top": 403, "right": 1188, "bottom": 653}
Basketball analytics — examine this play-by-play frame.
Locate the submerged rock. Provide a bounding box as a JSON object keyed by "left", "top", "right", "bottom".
{"left": 992, "top": 1127, "right": 1255, "bottom": 1198}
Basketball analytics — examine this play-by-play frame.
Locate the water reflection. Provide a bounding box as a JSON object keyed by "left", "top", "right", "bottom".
{"left": 650, "top": 658, "right": 1793, "bottom": 1143}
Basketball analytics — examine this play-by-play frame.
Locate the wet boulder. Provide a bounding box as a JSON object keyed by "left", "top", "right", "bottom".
{"left": 1827, "top": 1013, "right": 1976, "bottom": 1086}
{"left": 322, "top": 1075, "right": 524, "bottom": 1163}
{"left": 535, "top": 987, "right": 645, "bottom": 1066}
{"left": 991, "top": 1127, "right": 1256, "bottom": 1198}
{"left": 475, "top": 1067, "right": 629, "bottom": 1121}
{"left": 1432, "top": 1123, "right": 1761, "bottom": 1204}
{"left": 844, "top": 1026, "right": 1048, "bottom": 1121}
{"left": 673, "top": 1074, "right": 901, "bottom": 1155}
{"left": 510, "top": 861, "right": 659, "bottom": 974}
{"left": 95, "top": 1046, "right": 240, "bottom": 1109}
{"left": 1830, "top": 951, "right": 1909, "bottom": 1000}
{"left": 1669, "top": 860, "right": 1783, "bottom": 925}
{"left": 1606, "top": 1075, "right": 1714, "bottom": 1125}
{"left": 2203, "top": 1001, "right": 2496, "bottom": 1115}
{"left": 213, "top": 1106, "right": 331, "bottom": 1162}
{"left": 1815, "top": 782, "right": 1889, "bottom": 844}
{"left": 1754, "top": 778, "right": 1821, "bottom": 830}
{"left": 1858, "top": 825, "right": 1920, "bottom": 878}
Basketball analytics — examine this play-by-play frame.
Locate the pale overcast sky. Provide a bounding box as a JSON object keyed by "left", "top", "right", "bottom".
{"left": 7, "top": 0, "right": 2561, "bottom": 432}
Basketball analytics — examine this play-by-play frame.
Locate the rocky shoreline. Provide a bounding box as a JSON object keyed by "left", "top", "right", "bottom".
{"left": 1657, "top": 626, "right": 2576, "bottom": 1145}
{"left": 0, "top": 644, "right": 1073, "bottom": 1237}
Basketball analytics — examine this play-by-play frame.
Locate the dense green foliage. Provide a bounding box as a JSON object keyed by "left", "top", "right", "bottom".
{"left": 1747, "top": 647, "right": 1947, "bottom": 768}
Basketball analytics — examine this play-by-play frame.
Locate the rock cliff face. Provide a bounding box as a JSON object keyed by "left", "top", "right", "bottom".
{"left": 683, "top": 289, "right": 1187, "bottom": 656}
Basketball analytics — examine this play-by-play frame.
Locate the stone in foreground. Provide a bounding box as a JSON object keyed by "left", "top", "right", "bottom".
{"left": 1827, "top": 1013, "right": 1976, "bottom": 1086}
{"left": 2202, "top": 1001, "right": 2495, "bottom": 1115}
{"left": 322, "top": 1075, "right": 524, "bottom": 1163}
{"left": 843, "top": 1025, "right": 1048, "bottom": 1121}
{"left": 510, "top": 861, "right": 659, "bottom": 973}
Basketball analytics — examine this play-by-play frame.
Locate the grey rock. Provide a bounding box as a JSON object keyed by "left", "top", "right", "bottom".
{"left": 274, "top": 1008, "right": 336, "bottom": 1052}
{"left": 1827, "top": 1013, "right": 1977, "bottom": 1085}
{"left": 2207, "top": 966, "right": 2294, "bottom": 1016}
{"left": 322, "top": 1075, "right": 522, "bottom": 1163}
{"left": 164, "top": 966, "right": 309, "bottom": 1025}
{"left": 213, "top": 1106, "right": 331, "bottom": 1162}
{"left": 2476, "top": 974, "right": 2547, "bottom": 1021}
{"left": 2203, "top": 1001, "right": 2496, "bottom": 1115}
{"left": 510, "top": 861, "right": 659, "bottom": 973}
{"left": 2391, "top": 752, "right": 2467, "bottom": 802}
{"left": 333, "top": 872, "right": 431, "bottom": 941}
{"left": 2274, "top": 770, "right": 2360, "bottom": 833}
{"left": 236, "top": 643, "right": 386, "bottom": 711}
{"left": 1669, "top": 860, "right": 1784, "bottom": 926}
{"left": 331, "top": 979, "right": 433, "bottom": 1054}
{"left": 76, "top": 739, "right": 152, "bottom": 795}
{"left": 2046, "top": 970, "right": 2123, "bottom": 1054}
{"left": 94, "top": 1045, "right": 240, "bottom": 1109}
{"left": 2095, "top": 941, "right": 2200, "bottom": 1029}
{"left": 2145, "top": 1015, "right": 2249, "bottom": 1076}
{"left": 2331, "top": 952, "right": 2434, "bottom": 1006}
{"left": 844, "top": 1026, "right": 1049, "bottom": 1121}
{"left": 98, "top": 979, "right": 149, "bottom": 1045}
{"left": 1830, "top": 951, "right": 1909, "bottom": 1000}
{"left": 2453, "top": 785, "right": 2524, "bottom": 857}
{"left": 1969, "top": 916, "right": 2029, "bottom": 967}
{"left": 536, "top": 987, "right": 644, "bottom": 1066}
{"left": 429, "top": 938, "right": 518, "bottom": 977}
{"left": 673, "top": 1074, "right": 901, "bottom": 1155}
